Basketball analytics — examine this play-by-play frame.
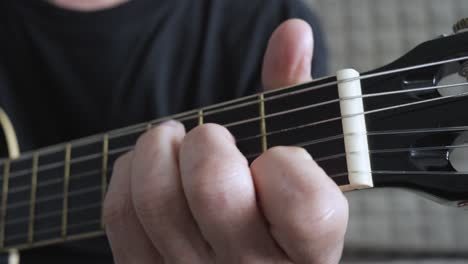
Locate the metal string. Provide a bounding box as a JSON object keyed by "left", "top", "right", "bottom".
{"left": 1, "top": 84, "right": 467, "bottom": 233}
{"left": 329, "top": 170, "right": 468, "bottom": 179}
{"left": 3, "top": 56, "right": 468, "bottom": 245}
{"left": 4, "top": 141, "right": 468, "bottom": 223}
{"left": 6, "top": 218, "right": 101, "bottom": 243}
{"left": 5, "top": 55, "right": 468, "bottom": 163}
{"left": 5, "top": 124, "right": 468, "bottom": 198}
{"left": 3, "top": 81, "right": 468, "bottom": 182}
{"left": 6, "top": 203, "right": 101, "bottom": 227}
{"left": 4, "top": 140, "right": 468, "bottom": 242}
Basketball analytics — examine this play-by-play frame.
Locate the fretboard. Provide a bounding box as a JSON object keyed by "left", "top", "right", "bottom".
{"left": 0, "top": 76, "right": 352, "bottom": 251}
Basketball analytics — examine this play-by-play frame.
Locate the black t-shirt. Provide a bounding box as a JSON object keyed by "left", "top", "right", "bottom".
{"left": 0, "top": 0, "right": 327, "bottom": 262}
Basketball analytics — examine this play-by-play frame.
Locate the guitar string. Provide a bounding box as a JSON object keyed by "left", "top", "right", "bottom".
{"left": 236, "top": 82, "right": 468, "bottom": 142}
{"left": 329, "top": 170, "right": 468, "bottom": 178}
{"left": 4, "top": 77, "right": 468, "bottom": 227}
{"left": 111, "top": 54, "right": 468, "bottom": 130}
{"left": 6, "top": 145, "right": 132, "bottom": 180}
{"left": 4, "top": 163, "right": 463, "bottom": 244}
{"left": 4, "top": 55, "right": 468, "bottom": 163}
{"left": 5, "top": 124, "right": 468, "bottom": 197}
{"left": 73, "top": 79, "right": 468, "bottom": 145}
{"left": 4, "top": 140, "right": 468, "bottom": 232}
{"left": 6, "top": 202, "right": 101, "bottom": 227}
{"left": 3, "top": 80, "right": 468, "bottom": 182}
{"left": 4, "top": 138, "right": 468, "bottom": 243}
{"left": 90, "top": 55, "right": 468, "bottom": 142}
{"left": 315, "top": 143, "right": 468, "bottom": 162}
{"left": 3, "top": 57, "right": 468, "bottom": 243}
{"left": 6, "top": 218, "right": 102, "bottom": 243}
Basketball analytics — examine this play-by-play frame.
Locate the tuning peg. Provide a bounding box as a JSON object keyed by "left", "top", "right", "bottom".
{"left": 453, "top": 18, "right": 468, "bottom": 33}
{"left": 453, "top": 19, "right": 468, "bottom": 80}
{"left": 461, "top": 61, "right": 468, "bottom": 80}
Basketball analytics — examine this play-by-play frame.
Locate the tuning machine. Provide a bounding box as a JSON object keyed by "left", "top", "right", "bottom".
{"left": 458, "top": 201, "right": 468, "bottom": 208}
{"left": 453, "top": 18, "right": 468, "bottom": 34}
{"left": 453, "top": 18, "right": 468, "bottom": 81}
{"left": 434, "top": 18, "right": 468, "bottom": 97}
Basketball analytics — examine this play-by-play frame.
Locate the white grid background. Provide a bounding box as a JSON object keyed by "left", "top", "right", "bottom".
{"left": 302, "top": 0, "right": 468, "bottom": 261}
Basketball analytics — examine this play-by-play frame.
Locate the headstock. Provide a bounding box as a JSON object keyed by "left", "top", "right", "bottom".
{"left": 359, "top": 18, "right": 468, "bottom": 207}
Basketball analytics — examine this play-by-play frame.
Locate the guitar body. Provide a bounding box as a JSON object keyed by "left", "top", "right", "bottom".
{"left": 0, "top": 251, "right": 18, "bottom": 264}
{"left": 0, "top": 108, "right": 20, "bottom": 264}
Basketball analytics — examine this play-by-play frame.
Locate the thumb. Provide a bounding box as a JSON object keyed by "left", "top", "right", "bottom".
{"left": 262, "top": 19, "right": 314, "bottom": 91}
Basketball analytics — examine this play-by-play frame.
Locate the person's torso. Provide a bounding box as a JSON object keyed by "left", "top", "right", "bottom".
{"left": 0, "top": 0, "right": 326, "bottom": 262}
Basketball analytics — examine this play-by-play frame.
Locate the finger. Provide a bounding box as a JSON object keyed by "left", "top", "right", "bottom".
{"left": 131, "top": 121, "right": 212, "bottom": 263}
{"left": 262, "top": 18, "right": 314, "bottom": 90}
{"left": 179, "top": 124, "right": 286, "bottom": 262}
{"left": 251, "top": 147, "right": 349, "bottom": 264}
{"left": 104, "top": 151, "right": 162, "bottom": 264}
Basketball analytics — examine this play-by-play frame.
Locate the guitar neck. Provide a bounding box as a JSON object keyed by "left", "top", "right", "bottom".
{"left": 2, "top": 27, "right": 468, "bottom": 253}
{"left": 5, "top": 54, "right": 468, "bottom": 251}
{"left": 0, "top": 75, "right": 363, "bottom": 251}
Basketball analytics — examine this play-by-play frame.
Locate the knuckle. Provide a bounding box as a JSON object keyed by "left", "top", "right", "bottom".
{"left": 189, "top": 160, "right": 248, "bottom": 213}
{"left": 132, "top": 185, "right": 164, "bottom": 218}
{"left": 182, "top": 123, "right": 232, "bottom": 148}
{"left": 135, "top": 122, "right": 181, "bottom": 151}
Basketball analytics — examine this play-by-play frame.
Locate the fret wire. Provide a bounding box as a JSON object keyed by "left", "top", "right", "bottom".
{"left": 28, "top": 153, "right": 38, "bottom": 244}
{"left": 2, "top": 139, "right": 468, "bottom": 246}
{"left": 5, "top": 144, "right": 130, "bottom": 182}
{"left": 101, "top": 134, "right": 109, "bottom": 229}
{"left": 233, "top": 87, "right": 468, "bottom": 136}
{"left": 146, "top": 123, "right": 152, "bottom": 131}
{"left": 259, "top": 94, "right": 267, "bottom": 152}
{"left": 6, "top": 202, "right": 102, "bottom": 228}
{"left": 0, "top": 78, "right": 332, "bottom": 166}
{"left": 4, "top": 86, "right": 468, "bottom": 189}
{"left": 8, "top": 138, "right": 468, "bottom": 231}
{"left": 3, "top": 230, "right": 105, "bottom": 252}
{"left": 8, "top": 185, "right": 103, "bottom": 211}
{"left": 0, "top": 160, "right": 10, "bottom": 248}
{"left": 62, "top": 144, "right": 71, "bottom": 238}
{"left": 0, "top": 73, "right": 468, "bottom": 251}
{"left": 1, "top": 56, "right": 467, "bottom": 168}
{"left": 198, "top": 109, "right": 204, "bottom": 125}
{"left": 1, "top": 80, "right": 466, "bottom": 180}
{"left": 8, "top": 218, "right": 102, "bottom": 242}
{"left": 5, "top": 55, "right": 466, "bottom": 250}
{"left": 9, "top": 123, "right": 461, "bottom": 191}
{"left": 3, "top": 79, "right": 468, "bottom": 185}
{"left": 8, "top": 168, "right": 100, "bottom": 196}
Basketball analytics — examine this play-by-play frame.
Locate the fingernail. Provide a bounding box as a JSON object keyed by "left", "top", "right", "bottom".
{"left": 302, "top": 149, "right": 313, "bottom": 160}
{"left": 160, "top": 120, "right": 182, "bottom": 128}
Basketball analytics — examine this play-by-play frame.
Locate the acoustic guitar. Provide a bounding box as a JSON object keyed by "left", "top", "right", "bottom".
{"left": 0, "top": 18, "right": 468, "bottom": 264}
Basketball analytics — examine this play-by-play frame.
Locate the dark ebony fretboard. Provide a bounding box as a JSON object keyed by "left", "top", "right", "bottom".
{"left": 0, "top": 76, "right": 350, "bottom": 251}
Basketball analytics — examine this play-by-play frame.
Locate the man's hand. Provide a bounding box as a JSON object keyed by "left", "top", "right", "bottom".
{"left": 104, "top": 19, "right": 349, "bottom": 264}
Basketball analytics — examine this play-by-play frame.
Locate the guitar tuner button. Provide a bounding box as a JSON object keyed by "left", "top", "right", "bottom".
{"left": 460, "top": 61, "right": 468, "bottom": 81}
{"left": 453, "top": 18, "right": 468, "bottom": 33}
